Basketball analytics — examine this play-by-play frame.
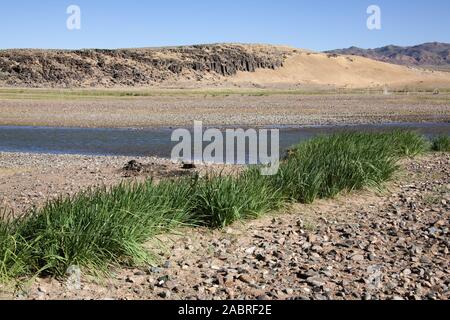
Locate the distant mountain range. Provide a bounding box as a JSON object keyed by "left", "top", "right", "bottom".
{"left": 327, "top": 42, "right": 450, "bottom": 69}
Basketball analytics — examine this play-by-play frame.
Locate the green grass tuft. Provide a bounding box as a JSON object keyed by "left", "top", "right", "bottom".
{"left": 272, "top": 130, "right": 428, "bottom": 203}
{"left": 13, "top": 179, "right": 195, "bottom": 276}
{"left": 191, "top": 169, "right": 284, "bottom": 228}
{"left": 431, "top": 135, "right": 450, "bottom": 152}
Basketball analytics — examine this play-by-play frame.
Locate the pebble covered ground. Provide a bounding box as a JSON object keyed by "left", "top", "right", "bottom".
{"left": 0, "top": 93, "right": 449, "bottom": 128}
{"left": 1, "top": 153, "right": 448, "bottom": 300}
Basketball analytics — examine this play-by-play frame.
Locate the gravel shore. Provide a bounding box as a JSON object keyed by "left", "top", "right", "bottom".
{"left": 0, "top": 93, "right": 449, "bottom": 128}
{"left": 1, "top": 153, "right": 448, "bottom": 300}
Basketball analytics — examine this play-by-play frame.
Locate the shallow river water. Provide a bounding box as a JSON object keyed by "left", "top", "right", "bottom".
{"left": 0, "top": 122, "right": 449, "bottom": 159}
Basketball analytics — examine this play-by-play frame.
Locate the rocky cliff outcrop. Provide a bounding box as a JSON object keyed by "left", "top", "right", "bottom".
{"left": 0, "top": 44, "right": 293, "bottom": 87}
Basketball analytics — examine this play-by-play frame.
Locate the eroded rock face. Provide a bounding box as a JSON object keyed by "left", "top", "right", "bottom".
{"left": 0, "top": 44, "right": 292, "bottom": 87}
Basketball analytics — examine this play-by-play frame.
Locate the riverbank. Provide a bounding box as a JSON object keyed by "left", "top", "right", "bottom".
{"left": 0, "top": 92, "right": 449, "bottom": 128}
{"left": 1, "top": 152, "right": 448, "bottom": 300}
{"left": 0, "top": 132, "right": 448, "bottom": 301}
{"left": 0, "top": 152, "right": 233, "bottom": 215}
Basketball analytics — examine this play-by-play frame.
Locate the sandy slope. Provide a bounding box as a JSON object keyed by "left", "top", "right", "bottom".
{"left": 231, "top": 51, "right": 450, "bottom": 89}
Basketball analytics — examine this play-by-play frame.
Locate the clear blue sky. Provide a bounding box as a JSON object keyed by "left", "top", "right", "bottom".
{"left": 1, "top": 0, "right": 449, "bottom": 51}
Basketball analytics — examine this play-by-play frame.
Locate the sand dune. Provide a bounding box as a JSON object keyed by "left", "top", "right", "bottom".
{"left": 231, "top": 51, "right": 450, "bottom": 89}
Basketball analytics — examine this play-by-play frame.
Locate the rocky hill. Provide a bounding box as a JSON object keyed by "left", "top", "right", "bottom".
{"left": 1, "top": 43, "right": 450, "bottom": 89}
{"left": 0, "top": 44, "right": 293, "bottom": 88}
{"left": 327, "top": 42, "right": 450, "bottom": 69}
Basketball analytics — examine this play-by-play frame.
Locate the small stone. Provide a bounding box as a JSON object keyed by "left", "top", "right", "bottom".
{"left": 308, "top": 234, "right": 318, "bottom": 243}
{"left": 238, "top": 274, "right": 254, "bottom": 284}
{"left": 125, "top": 276, "right": 135, "bottom": 284}
{"left": 65, "top": 265, "right": 81, "bottom": 290}
{"left": 255, "top": 253, "right": 266, "bottom": 262}
{"left": 420, "top": 256, "right": 432, "bottom": 264}
{"left": 245, "top": 247, "right": 256, "bottom": 255}
{"left": 37, "top": 287, "right": 46, "bottom": 294}
{"left": 364, "top": 294, "right": 372, "bottom": 300}
{"left": 206, "top": 287, "right": 217, "bottom": 294}
{"left": 402, "top": 269, "right": 412, "bottom": 277}
{"left": 157, "top": 275, "right": 170, "bottom": 283}
{"left": 134, "top": 270, "right": 146, "bottom": 276}
{"left": 306, "top": 276, "right": 326, "bottom": 288}
{"left": 224, "top": 275, "right": 234, "bottom": 287}
{"left": 149, "top": 266, "right": 163, "bottom": 274}
{"left": 301, "top": 286, "right": 311, "bottom": 294}
{"left": 351, "top": 254, "right": 365, "bottom": 262}
{"left": 182, "top": 162, "right": 196, "bottom": 170}
{"left": 428, "top": 227, "right": 439, "bottom": 236}
{"left": 285, "top": 288, "right": 294, "bottom": 295}
{"left": 158, "top": 290, "right": 171, "bottom": 299}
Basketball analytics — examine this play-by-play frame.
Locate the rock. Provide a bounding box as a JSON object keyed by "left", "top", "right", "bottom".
{"left": 224, "top": 275, "right": 234, "bottom": 287}
{"left": 306, "top": 276, "right": 326, "bottom": 288}
{"left": 238, "top": 274, "right": 254, "bottom": 285}
{"left": 351, "top": 254, "right": 365, "bottom": 262}
{"left": 245, "top": 246, "right": 257, "bottom": 255}
{"left": 65, "top": 265, "right": 81, "bottom": 290}
{"left": 307, "top": 234, "right": 318, "bottom": 243}
{"left": 420, "top": 256, "right": 432, "bottom": 264}
{"left": 428, "top": 227, "right": 439, "bottom": 236}
{"left": 37, "top": 287, "right": 46, "bottom": 294}
{"left": 255, "top": 253, "right": 266, "bottom": 262}
{"left": 284, "top": 288, "right": 294, "bottom": 295}
{"left": 157, "top": 275, "right": 170, "bottom": 284}
{"left": 182, "top": 162, "right": 196, "bottom": 170}
{"left": 402, "top": 269, "right": 412, "bottom": 277}
{"left": 158, "top": 290, "right": 171, "bottom": 299}
{"left": 148, "top": 266, "right": 163, "bottom": 274}
{"left": 123, "top": 160, "right": 143, "bottom": 172}
{"left": 297, "top": 270, "right": 318, "bottom": 280}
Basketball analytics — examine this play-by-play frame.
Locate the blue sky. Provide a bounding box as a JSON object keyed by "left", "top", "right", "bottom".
{"left": 0, "top": 0, "right": 449, "bottom": 51}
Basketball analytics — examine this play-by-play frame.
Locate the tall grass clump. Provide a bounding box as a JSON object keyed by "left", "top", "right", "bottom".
{"left": 273, "top": 130, "right": 426, "bottom": 203}
{"left": 378, "top": 130, "right": 429, "bottom": 157}
{"left": 431, "top": 135, "right": 450, "bottom": 152}
{"left": 13, "top": 179, "right": 195, "bottom": 276}
{"left": 191, "top": 168, "right": 284, "bottom": 228}
{"left": 0, "top": 220, "right": 24, "bottom": 280}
